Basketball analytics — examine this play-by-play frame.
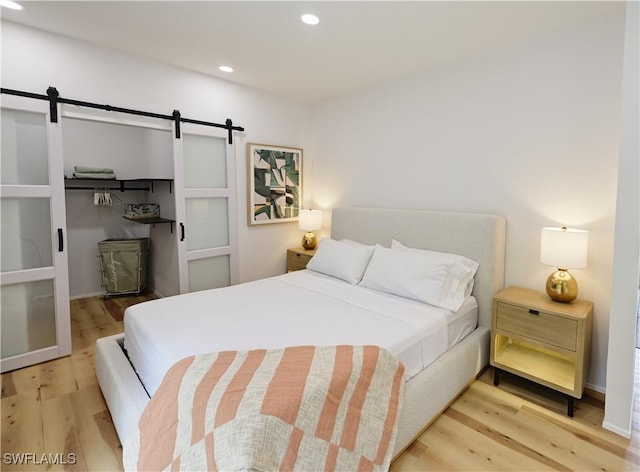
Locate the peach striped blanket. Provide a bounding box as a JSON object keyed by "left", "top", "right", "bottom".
{"left": 124, "top": 345, "right": 405, "bottom": 471}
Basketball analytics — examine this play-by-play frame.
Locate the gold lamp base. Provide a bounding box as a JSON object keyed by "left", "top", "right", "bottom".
{"left": 301, "top": 231, "right": 317, "bottom": 250}
{"left": 545, "top": 268, "right": 578, "bottom": 303}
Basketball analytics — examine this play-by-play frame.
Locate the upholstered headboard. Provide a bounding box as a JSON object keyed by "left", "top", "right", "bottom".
{"left": 330, "top": 207, "right": 506, "bottom": 329}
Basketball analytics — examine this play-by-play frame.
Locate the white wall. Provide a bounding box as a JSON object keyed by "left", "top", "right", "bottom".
{"left": 603, "top": 1, "right": 639, "bottom": 438}
{"left": 309, "top": 14, "right": 626, "bottom": 392}
{"left": 1, "top": 21, "right": 308, "bottom": 285}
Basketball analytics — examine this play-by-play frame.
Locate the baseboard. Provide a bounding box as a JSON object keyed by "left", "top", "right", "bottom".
{"left": 602, "top": 420, "right": 631, "bottom": 439}
{"left": 584, "top": 386, "right": 606, "bottom": 403}
{"left": 70, "top": 288, "right": 161, "bottom": 301}
{"left": 70, "top": 291, "right": 105, "bottom": 300}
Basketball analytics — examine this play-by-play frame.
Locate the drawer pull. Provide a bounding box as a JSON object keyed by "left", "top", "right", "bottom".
{"left": 528, "top": 309, "right": 540, "bottom": 315}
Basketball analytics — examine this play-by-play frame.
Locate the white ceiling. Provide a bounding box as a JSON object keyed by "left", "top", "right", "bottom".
{"left": 1, "top": 0, "right": 625, "bottom": 104}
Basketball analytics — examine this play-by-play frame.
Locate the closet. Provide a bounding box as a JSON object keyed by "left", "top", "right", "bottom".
{"left": 62, "top": 114, "right": 177, "bottom": 299}
{"left": 1, "top": 90, "right": 240, "bottom": 373}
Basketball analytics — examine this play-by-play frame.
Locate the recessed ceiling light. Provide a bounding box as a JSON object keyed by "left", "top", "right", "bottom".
{"left": 218, "top": 65, "right": 234, "bottom": 73}
{"left": 0, "top": 0, "right": 24, "bottom": 10}
{"left": 301, "top": 14, "right": 319, "bottom": 25}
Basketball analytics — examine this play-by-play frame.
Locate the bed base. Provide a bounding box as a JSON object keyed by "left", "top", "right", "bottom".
{"left": 95, "top": 335, "right": 150, "bottom": 444}
{"left": 393, "top": 327, "right": 489, "bottom": 457}
{"left": 95, "top": 326, "right": 489, "bottom": 456}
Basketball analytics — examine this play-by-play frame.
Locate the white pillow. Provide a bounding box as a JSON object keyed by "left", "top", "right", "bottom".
{"left": 360, "top": 244, "right": 478, "bottom": 311}
{"left": 391, "top": 240, "right": 478, "bottom": 297}
{"left": 306, "top": 238, "right": 375, "bottom": 284}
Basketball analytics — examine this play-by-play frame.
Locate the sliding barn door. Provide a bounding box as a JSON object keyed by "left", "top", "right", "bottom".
{"left": 173, "top": 123, "right": 237, "bottom": 293}
{"left": 1, "top": 95, "right": 71, "bottom": 372}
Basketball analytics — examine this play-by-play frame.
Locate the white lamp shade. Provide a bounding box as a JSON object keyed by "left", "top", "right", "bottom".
{"left": 298, "top": 209, "right": 322, "bottom": 231}
{"left": 540, "top": 227, "right": 588, "bottom": 269}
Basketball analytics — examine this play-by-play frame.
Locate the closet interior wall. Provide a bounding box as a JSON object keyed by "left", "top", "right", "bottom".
{"left": 62, "top": 115, "right": 178, "bottom": 298}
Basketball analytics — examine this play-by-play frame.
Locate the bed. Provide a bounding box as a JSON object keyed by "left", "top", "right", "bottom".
{"left": 95, "top": 207, "right": 506, "bottom": 467}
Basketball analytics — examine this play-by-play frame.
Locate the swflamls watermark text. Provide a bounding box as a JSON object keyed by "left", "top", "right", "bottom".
{"left": 3, "top": 453, "right": 77, "bottom": 465}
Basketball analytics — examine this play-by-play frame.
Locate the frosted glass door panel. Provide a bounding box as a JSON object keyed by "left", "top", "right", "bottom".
{"left": 174, "top": 122, "right": 237, "bottom": 294}
{"left": 188, "top": 256, "right": 230, "bottom": 292}
{"left": 1, "top": 280, "right": 56, "bottom": 358}
{"left": 1, "top": 95, "right": 70, "bottom": 373}
{"left": 186, "top": 198, "right": 229, "bottom": 251}
{"left": 1, "top": 198, "right": 53, "bottom": 272}
{"left": 183, "top": 134, "right": 227, "bottom": 188}
{"left": 1, "top": 109, "right": 49, "bottom": 185}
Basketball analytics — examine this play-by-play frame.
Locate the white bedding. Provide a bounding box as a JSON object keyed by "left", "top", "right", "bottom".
{"left": 124, "top": 270, "right": 477, "bottom": 396}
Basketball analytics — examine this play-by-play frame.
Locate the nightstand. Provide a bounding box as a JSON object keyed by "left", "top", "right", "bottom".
{"left": 490, "top": 286, "right": 593, "bottom": 416}
{"left": 286, "top": 247, "right": 316, "bottom": 272}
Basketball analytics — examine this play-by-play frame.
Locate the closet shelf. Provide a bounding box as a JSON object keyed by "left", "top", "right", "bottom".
{"left": 64, "top": 178, "right": 173, "bottom": 193}
{"left": 123, "top": 216, "right": 175, "bottom": 233}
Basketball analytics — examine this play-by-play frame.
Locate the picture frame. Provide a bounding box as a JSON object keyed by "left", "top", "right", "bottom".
{"left": 247, "top": 143, "right": 302, "bottom": 225}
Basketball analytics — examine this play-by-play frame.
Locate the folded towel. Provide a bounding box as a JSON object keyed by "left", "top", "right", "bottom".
{"left": 73, "top": 172, "right": 117, "bottom": 179}
{"left": 74, "top": 166, "right": 115, "bottom": 174}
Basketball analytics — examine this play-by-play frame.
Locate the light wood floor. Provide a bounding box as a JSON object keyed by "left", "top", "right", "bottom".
{"left": 1, "top": 294, "right": 638, "bottom": 471}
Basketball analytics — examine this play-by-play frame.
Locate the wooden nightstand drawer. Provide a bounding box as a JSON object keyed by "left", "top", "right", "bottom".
{"left": 496, "top": 302, "right": 577, "bottom": 351}
{"left": 286, "top": 248, "right": 316, "bottom": 272}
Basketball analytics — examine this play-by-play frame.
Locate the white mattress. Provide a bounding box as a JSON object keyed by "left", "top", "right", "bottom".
{"left": 124, "top": 270, "right": 478, "bottom": 396}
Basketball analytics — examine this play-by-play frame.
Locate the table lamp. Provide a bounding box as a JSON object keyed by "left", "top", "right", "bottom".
{"left": 540, "top": 226, "right": 588, "bottom": 303}
{"left": 298, "top": 209, "right": 322, "bottom": 250}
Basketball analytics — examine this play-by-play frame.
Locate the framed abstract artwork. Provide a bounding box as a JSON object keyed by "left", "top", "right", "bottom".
{"left": 247, "top": 143, "right": 302, "bottom": 225}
